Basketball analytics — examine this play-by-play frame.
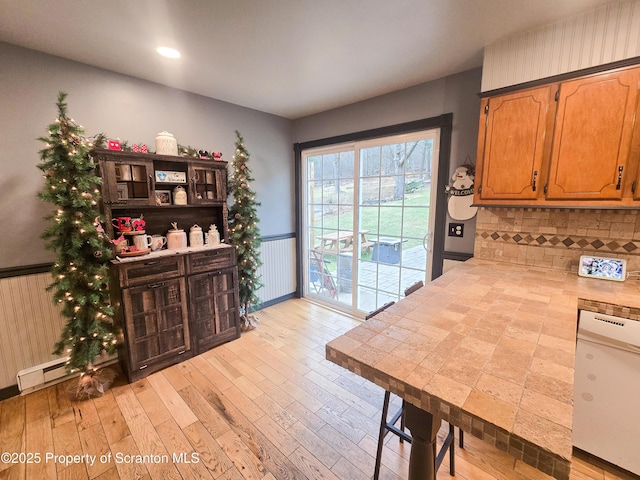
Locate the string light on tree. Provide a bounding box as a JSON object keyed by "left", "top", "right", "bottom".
{"left": 37, "top": 92, "right": 116, "bottom": 398}
{"left": 228, "top": 130, "right": 263, "bottom": 331}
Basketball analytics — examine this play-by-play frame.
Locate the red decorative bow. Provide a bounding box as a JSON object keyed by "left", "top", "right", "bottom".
{"left": 132, "top": 144, "right": 148, "bottom": 153}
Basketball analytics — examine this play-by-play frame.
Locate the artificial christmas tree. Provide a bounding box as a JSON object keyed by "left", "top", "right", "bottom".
{"left": 37, "top": 92, "right": 117, "bottom": 398}
{"left": 228, "top": 130, "right": 263, "bottom": 330}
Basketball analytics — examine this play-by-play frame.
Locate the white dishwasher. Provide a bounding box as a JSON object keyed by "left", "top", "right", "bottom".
{"left": 573, "top": 310, "right": 640, "bottom": 476}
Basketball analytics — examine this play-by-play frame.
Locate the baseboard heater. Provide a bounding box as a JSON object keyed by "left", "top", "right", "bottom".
{"left": 16, "top": 353, "right": 118, "bottom": 394}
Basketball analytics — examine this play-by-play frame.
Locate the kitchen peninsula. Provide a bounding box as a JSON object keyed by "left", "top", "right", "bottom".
{"left": 326, "top": 258, "right": 640, "bottom": 480}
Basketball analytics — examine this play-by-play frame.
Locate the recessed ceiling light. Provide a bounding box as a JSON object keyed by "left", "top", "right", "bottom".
{"left": 156, "top": 46, "right": 181, "bottom": 59}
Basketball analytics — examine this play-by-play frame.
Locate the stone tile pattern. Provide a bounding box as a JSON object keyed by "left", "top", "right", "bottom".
{"left": 326, "top": 259, "right": 640, "bottom": 480}
{"left": 474, "top": 208, "right": 640, "bottom": 271}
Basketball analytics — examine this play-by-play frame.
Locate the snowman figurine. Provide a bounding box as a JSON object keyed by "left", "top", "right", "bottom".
{"left": 447, "top": 165, "right": 478, "bottom": 221}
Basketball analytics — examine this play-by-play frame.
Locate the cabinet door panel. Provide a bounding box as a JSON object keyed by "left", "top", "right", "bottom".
{"left": 123, "top": 278, "right": 189, "bottom": 371}
{"left": 158, "top": 323, "right": 186, "bottom": 352}
{"left": 136, "top": 338, "right": 161, "bottom": 364}
{"left": 102, "top": 158, "right": 154, "bottom": 207}
{"left": 188, "top": 267, "right": 240, "bottom": 354}
{"left": 212, "top": 268, "right": 240, "bottom": 337}
{"left": 193, "top": 297, "right": 217, "bottom": 347}
{"left": 547, "top": 68, "right": 640, "bottom": 200}
{"left": 480, "top": 86, "right": 551, "bottom": 199}
{"left": 188, "top": 273, "right": 218, "bottom": 353}
{"left": 189, "top": 164, "right": 225, "bottom": 204}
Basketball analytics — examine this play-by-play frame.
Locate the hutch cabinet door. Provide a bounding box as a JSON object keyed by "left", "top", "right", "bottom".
{"left": 122, "top": 277, "right": 190, "bottom": 372}
{"left": 546, "top": 67, "right": 640, "bottom": 200}
{"left": 211, "top": 267, "right": 240, "bottom": 339}
{"left": 188, "top": 267, "right": 240, "bottom": 353}
{"left": 188, "top": 164, "right": 226, "bottom": 204}
{"left": 476, "top": 86, "right": 553, "bottom": 201}
{"left": 102, "top": 158, "right": 155, "bottom": 207}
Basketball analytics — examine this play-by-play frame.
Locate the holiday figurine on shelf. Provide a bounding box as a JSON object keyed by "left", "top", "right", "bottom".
{"left": 228, "top": 130, "right": 262, "bottom": 331}
{"left": 37, "top": 92, "right": 117, "bottom": 399}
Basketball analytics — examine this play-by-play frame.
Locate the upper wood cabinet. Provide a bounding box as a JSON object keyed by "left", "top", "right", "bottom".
{"left": 476, "top": 86, "right": 553, "bottom": 201}
{"left": 95, "top": 149, "right": 230, "bottom": 241}
{"left": 188, "top": 162, "right": 227, "bottom": 204}
{"left": 474, "top": 64, "right": 640, "bottom": 207}
{"left": 546, "top": 68, "right": 640, "bottom": 200}
{"left": 102, "top": 157, "right": 155, "bottom": 207}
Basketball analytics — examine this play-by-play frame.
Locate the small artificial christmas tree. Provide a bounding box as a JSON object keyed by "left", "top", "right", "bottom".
{"left": 37, "top": 92, "right": 117, "bottom": 397}
{"left": 228, "top": 130, "right": 263, "bottom": 330}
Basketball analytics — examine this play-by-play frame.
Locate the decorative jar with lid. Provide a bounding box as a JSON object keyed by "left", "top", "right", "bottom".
{"left": 206, "top": 224, "right": 220, "bottom": 246}
{"left": 166, "top": 223, "right": 187, "bottom": 250}
{"left": 189, "top": 224, "right": 204, "bottom": 247}
{"left": 155, "top": 131, "right": 178, "bottom": 156}
{"left": 173, "top": 186, "right": 187, "bottom": 205}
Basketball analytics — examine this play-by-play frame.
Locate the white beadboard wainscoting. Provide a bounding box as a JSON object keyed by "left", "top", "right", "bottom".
{"left": 0, "top": 272, "right": 66, "bottom": 391}
{"left": 482, "top": 0, "right": 640, "bottom": 91}
{"left": 0, "top": 235, "right": 297, "bottom": 392}
{"left": 255, "top": 235, "right": 297, "bottom": 305}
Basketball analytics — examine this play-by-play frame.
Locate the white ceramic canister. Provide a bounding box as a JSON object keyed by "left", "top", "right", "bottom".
{"left": 206, "top": 224, "right": 220, "bottom": 246}
{"left": 173, "top": 185, "right": 187, "bottom": 205}
{"left": 155, "top": 131, "right": 178, "bottom": 156}
{"left": 167, "top": 225, "right": 187, "bottom": 250}
{"left": 189, "top": 224, "right": 204, "bottom": 247}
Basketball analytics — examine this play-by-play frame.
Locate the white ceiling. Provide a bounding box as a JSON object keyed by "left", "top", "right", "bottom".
{"left": 0, "top": 0, "right": 616, "bottom": 119}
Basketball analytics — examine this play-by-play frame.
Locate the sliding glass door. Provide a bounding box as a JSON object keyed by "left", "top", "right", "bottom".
{"left": 302, "top": 129, "right": 439, "bottom": 316}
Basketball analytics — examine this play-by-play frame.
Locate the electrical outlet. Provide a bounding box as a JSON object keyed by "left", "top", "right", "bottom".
{"left": 448, "top": 223, "right": 464, "bottom": 237}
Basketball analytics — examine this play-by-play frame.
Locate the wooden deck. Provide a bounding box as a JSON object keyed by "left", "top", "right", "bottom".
{"left": 0, "top": 298, "right": 636, "bottom": 480}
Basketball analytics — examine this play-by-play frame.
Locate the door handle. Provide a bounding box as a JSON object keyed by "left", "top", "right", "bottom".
{"left": 422, "top": 232, "right": 431, "bottom": 252}
{"left": 616, "top": 166, "right": 624, "bottom": 190}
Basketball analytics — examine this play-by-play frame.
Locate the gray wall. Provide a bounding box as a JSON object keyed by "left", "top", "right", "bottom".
{"left": 0, "top": 42, "right": 294, "bottom": 269}
{"left": 293, "top": 68, "right": 482, "bottom": 254}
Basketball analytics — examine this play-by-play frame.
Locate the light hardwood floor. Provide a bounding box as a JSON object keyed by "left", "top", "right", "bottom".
{"left": 0, "top": 298, "right": 637, "bottom": 480}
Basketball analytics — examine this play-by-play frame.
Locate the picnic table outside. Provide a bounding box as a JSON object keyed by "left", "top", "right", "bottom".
{"left": 316, "top": 230, "right": 373, "bottom": 254}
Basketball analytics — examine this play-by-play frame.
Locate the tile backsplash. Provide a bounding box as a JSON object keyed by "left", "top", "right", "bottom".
{"left": 474, "top": 208, "right": 640, "bottom": 272}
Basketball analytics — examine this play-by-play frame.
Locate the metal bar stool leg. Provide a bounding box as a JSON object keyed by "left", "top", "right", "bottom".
{"left": 373, "top": 391, "right": 391, "bottom": 480}
{"left": 399, "top": 400, "right": 406, "bottom": 443}
{"left": 374, "top": 392, "right": 460, "bottom": 478}
{"left": 449, "top": 423, "right": 455, "bottom": 476}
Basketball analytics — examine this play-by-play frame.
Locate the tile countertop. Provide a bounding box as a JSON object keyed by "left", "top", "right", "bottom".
{"left": 325, "top": 258, "right": 640, "bottom": 480}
